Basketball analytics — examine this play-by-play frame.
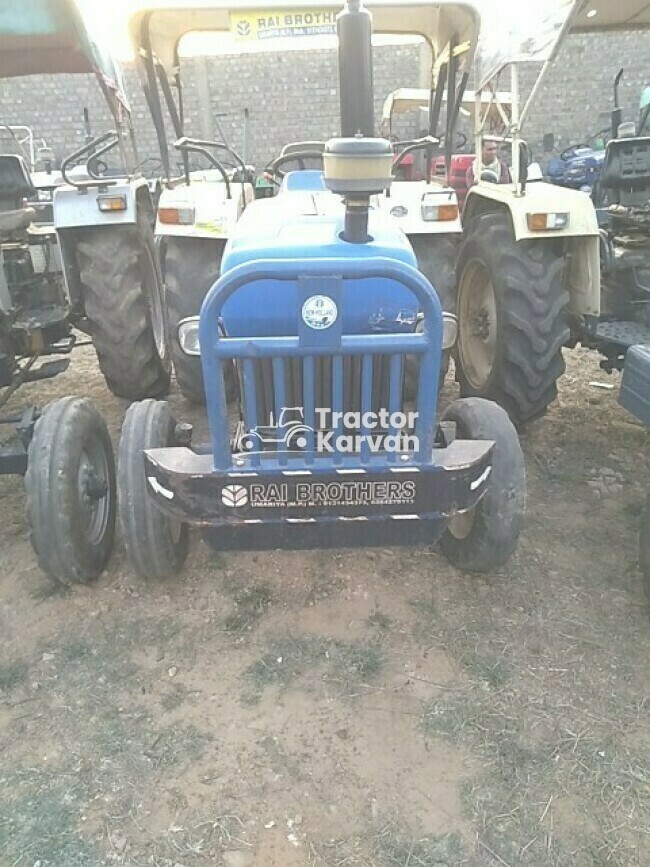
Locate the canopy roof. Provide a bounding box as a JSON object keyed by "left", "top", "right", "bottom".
{"left": 129, "top": 0, "right": 481, "bottom": 76}
{"left": 0, "top": 0, "right": 129, "bottom": 109}
{"left": 572, "top": 0, "right": 650, "bottom": 30}
{"left": 382, "top": 86, "right": 511, "bottom": 120}
{"left": 473, "top": 0, "right": 577, "bottom": 90}
{"left": 473, "top": 0, "right": 650, "bottom": 93}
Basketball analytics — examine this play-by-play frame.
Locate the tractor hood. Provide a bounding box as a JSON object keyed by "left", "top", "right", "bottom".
{"left": 219, "top": 190, "right": 419, "bottom": 339}
{"left": 128, "top": 0, "right": 480, "bottom": 77}
{"left": 0, "top": 0, "right": 129, "bottom": 110}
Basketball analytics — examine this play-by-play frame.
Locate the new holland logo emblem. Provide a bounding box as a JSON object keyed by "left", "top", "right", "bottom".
{"left": 221, "top": 485, "right": 249, "bottom": 507}
{"left": 302, "top": 295, "right": 338, "bottom": 330}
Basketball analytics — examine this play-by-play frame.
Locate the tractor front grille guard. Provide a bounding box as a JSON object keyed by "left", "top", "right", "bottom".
{"left": 247, "top": 354, "right": 395, "bottom": 431}
{"left": 199, "top": 257, "right": 443, "bottom": 472}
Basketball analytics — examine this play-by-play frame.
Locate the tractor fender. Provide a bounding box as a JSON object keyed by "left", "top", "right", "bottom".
{"left": 155, "top": 180, "right": 254, "bottom": 240}
{"left": 376, "top": 181, "right": 463, "bottom": 235}
{"left": 54, "top": 179, "right": 156, "bottom": 310}
{"left": 53, "top": 176, "right": 151, "bottom": 229}
{"left": 463, "top": 181, "right": 600, "bottom": 318}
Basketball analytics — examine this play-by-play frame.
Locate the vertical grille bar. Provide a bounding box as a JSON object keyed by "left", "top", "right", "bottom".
{"left": 332, "top": 354, "right": 344, "bottom": 466}
{"left": 303, "top": 355, "right": 315, "bottom": 464}
{"left": 272, "top": 357, "right": 288, "bottom": 466}
{"left": 258, "top": 359, "right": 274, "bottom": 425}
{"left": 242, "top": 358, "right": 260, "bottom": 467}
{"left": 387, "top": 354, "right": 404, "bottom": 464}
{"left": 360, "top": 353, "right": 373, "bottom": 465}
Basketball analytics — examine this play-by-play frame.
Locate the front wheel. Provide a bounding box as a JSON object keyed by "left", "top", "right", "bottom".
{"left": 25, "top": 397, "right": 116, "bottom": 586}
{"left": 439, "top": 397, "right": 526, "bottom": 572}
{"left": 118, "top": 400, "right": 189, "bottom": 580}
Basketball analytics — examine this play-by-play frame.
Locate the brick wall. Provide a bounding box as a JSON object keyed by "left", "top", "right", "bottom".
{"left": 0, "top": 31, "right": 648, "bottom": 172}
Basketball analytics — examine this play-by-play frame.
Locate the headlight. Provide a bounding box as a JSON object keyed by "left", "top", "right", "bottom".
{"left": 527, "top": 212, "right": 570, "bottom": 231}
{"left": 415, "top": 312, "right": 458, "bottom": 350}
{"left": 421, "top": 196, "right": 459, "bottom": 222}
{"left": 158, "top": 206, "right": 195, "bottom": 225}
{"left": 442, "top": 313, "right": 458, "bottom": 350}
{"left": 97, "top": 194, "right": 128, "bottom": 212}
{"left": 178, "top": 317, "right": 200, "bottom": 356}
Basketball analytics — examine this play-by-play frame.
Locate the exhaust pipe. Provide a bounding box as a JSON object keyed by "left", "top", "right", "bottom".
{"left": 337, "top": 0, "right": 374, "bottom": 138}
{"left": 323, "top": 1, "right": 392, "bottom": 243}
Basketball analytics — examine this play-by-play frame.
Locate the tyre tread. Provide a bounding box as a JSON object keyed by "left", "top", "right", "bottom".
{"left": 457, "top": 213, "right": 570, "bottom": 425}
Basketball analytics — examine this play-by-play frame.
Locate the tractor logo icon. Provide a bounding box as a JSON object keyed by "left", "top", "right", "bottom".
{"left": 221, "top": 485, "right": 249, "bottom": 507}
{"left": 302, "top": 295, "right": 338, "bottom": 330}
{"left": 236, "top": 407, "right": 314, "bottom": 454}
{"left": 236, "top": 21, "right": 251, "bottom": 36}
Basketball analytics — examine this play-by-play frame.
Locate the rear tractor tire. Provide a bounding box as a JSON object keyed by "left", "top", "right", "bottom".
{"left": 118, "top": 399, "right": 189, "bottom": 581}
{"left": 405, "top": 235, "right": 457, "bottom": 398}
{"left": 25, "top": 397, "right": 116, "bottom": 586}
{"left": 439, "top": 397, "right": 526, "bottom": 572}
{"left": 75, "top": 214, "right": 171, "bottom": 400}
{"left": 455, "top": 213, "right": 570, "bottom": 427}
{"left": 163, "top": 237, "right": 224, "bottom": 404}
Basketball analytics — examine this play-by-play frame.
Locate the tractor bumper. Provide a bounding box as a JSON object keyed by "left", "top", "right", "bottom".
{"left": 142, "top": 440, "right": 494, "bottom": 551}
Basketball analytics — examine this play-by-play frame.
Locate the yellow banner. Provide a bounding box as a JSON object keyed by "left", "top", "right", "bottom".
{"left": 230, "top": 9, "right": 337, "bottom": 41}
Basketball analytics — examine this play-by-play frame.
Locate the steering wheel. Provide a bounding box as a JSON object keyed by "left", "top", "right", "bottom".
{"left": 560, "top": 144, "right": 591, "bottom": 161}
{"left": 265, "top": 150, "right": 325, "bottom": 179}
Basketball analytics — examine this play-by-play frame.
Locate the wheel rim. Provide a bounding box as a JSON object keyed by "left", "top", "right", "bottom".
{"left": 457, "top": 260, "right": 498, "bottom": 391}
{"left": 143, "top": 240, "right": 167, "bottom": 361}
{"left": 448, "top": 508, "right": 476, "bottom": 540}
{"left": 77, "top": 435, "right": 111, "bottom": 547}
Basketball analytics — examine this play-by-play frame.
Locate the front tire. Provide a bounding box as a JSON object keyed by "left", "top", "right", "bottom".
{"left": 118, "top": 400, "right": 189, "bottom": 580}
{"left": 75, "top": 214, "right": 171, "bottom": 400}
{"left": 25, "top": 397, "right": 116, "bottom": 586}
{"left": 455, "top": 213, "right": 569, "bottom": 427}
{"left": 439, "top": 397, "right": 526, "bottom": 572}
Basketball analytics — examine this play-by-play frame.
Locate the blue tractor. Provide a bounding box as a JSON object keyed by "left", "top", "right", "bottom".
{"left": 117, "top": 0, "right": 526, "bottom": 579}
{"left": 547, "top": 71, "right": 627, "bottom": 196}
{"left": 547, "top": 141, "right": 607, "bottom": 193}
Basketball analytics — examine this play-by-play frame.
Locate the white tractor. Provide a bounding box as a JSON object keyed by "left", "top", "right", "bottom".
{"left": 128, "top": 7, "right": 256, "bottom": 402}
{"left": 451, "top": 0, "right": 602, "bottom": 426}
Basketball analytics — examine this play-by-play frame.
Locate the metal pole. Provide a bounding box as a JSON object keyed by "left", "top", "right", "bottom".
{"left": 474, "top": 87, "right": 482, "bottom": 181}
{"left": 194, "top": 56, "right": 214, "bottom": 142}
{"left": 511, "top": 63, "right": 521, "bottom": 195}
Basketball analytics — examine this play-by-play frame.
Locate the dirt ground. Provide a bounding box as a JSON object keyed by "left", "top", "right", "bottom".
{"left": 0, "top": 346, "right": 649, "bottom": 867}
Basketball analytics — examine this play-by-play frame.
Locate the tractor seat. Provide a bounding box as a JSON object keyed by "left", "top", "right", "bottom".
{"left": 0, "top": 207, "right": 35, "bottom": 236}
{"left": 601, "top": 137, "right": 650, "bottom": 191}
{"left": 0, "top": 154, "right": 36, "bottom": 206}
